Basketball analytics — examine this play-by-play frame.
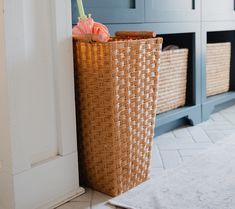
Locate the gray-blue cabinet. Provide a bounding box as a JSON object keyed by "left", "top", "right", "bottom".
{"left": 71, "top": 0, "right": 235, "bottom": 136}
{"left": 145, "top": 0, "right": 200, "bottom": 22}
{"left": 72, "top": 0, "right": 144, "bottom": 24}
{"left": 202, "top": 0, "right": 235, "bottom": 21}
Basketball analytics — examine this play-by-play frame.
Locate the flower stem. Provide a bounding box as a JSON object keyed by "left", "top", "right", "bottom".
{"left": 76, "top": 0, "right": 87, "bottom": 20}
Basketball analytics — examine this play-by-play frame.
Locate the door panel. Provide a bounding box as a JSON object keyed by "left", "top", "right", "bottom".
{"left": 202, "top": 0, "right": 235, "bottom": 21}
{"left": 1, "top": 0, "right": 83, "bottom": 208}
{"left": 145, "top": 0, "right": 200, "bottom": 22}
{"left": 23, "top": 0, "right": 58, "bottom": 166}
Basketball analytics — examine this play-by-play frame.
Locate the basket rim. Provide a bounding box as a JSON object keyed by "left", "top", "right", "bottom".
{"left": 73, "top": 36, "right": 163, "bottom": 44}
{"left": 207, "top": 42, "right": 231, "bottom": 46}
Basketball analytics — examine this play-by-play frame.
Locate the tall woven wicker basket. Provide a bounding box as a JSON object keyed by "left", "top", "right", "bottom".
{"left": 156, "top": 49, "right": 188, "bottom": 114}
{"left": 206, "top": 42, "right": 231, "bottom": 97}
{"left": 73, "top": 33, "right": 163, "bottom": 197}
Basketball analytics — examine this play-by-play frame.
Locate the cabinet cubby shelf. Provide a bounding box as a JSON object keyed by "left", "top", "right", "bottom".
{"left": 202, "top": 25, "right": 235, "bottom": 121}
{"left": 207, "top": 91, "right": 235, "bottom": 103}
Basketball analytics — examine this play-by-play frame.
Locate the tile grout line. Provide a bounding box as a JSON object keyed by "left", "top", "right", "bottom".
{"left": 171, "top": 129, "right": 179, "bottom": 138}
{"left": 172, "top": 127, "right": 197, "bottom": 144}
{"left": 156, "top": 143, "right": 166, "bottom": 170}
{"left": 177, "top": 149, "right": 184, "bottom": 162}
{"left": 201, "top": 128, "right": 216, "bottom": 144}
{"left": 218, "top": 111, "right": 235, "bottom": 126}
{"left": 186, "top": 127, "right": 199, "bottom": 144}
{"left": 190, "top": 125, "right": 215, "bottom": 145}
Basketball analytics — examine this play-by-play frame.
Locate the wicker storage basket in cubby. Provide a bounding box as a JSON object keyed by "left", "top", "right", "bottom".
{"left": 206, "top": 42, "right": 231, "bottom": 97}
{"left": 156, "top": 49, "right": 189, "bottom": 114}
{"left": 73, "top": 32, "right": 163, "bottom": 197}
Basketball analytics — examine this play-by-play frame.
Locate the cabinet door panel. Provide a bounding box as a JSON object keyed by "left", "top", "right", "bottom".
{"left": 145, "top": 0, "right": 200, "bottom": 22}
{"left": 72, "top": 0, "right": 144, "bottom": 24}
{"left": 202, "top": 0, "right": 235, "bottom": 21}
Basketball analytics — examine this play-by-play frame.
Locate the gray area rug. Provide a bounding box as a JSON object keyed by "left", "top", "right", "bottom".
{"left": 109, "top": 134, "right": 235, "bottom": 209}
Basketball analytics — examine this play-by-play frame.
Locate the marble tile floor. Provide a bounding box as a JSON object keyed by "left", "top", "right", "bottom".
{"left": 57, "top": 105, "right": 235, "bottom": 209}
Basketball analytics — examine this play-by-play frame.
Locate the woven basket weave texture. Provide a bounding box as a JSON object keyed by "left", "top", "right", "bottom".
{"left": 156, "top": 49, "right": 188, "bottom": 114}
{"left": 206, "top": 42, "right": 231, "bottom": 97}
{"left": 73, "top": 37, "right": 163, "bottom": 196}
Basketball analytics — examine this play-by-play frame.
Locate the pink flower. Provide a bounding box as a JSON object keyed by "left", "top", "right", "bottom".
{"left": 92, "top": 22, "right": 110, "bottom": 42}
{"left": 72, "top": 17, "right": 110, "bottom": 42}
{"left": 72, "top": 17, "right": 94, "bottom": 35}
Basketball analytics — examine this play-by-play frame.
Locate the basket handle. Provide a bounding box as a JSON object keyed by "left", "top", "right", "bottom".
{"left": 115, "top": 31, "right": 156, "bottom": 39}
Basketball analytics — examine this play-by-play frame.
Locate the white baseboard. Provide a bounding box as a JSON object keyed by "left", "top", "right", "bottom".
{"left": 45, "top": 187, "right": 85, "bottom": 209}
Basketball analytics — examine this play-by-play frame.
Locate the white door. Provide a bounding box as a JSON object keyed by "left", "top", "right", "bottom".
{"left": 0, "top": 0, "right": 84, "bottom": 209}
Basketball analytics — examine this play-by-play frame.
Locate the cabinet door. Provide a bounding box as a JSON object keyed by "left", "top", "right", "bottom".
{"left": 72, "top": 0, "right": 144, "bottom": 24}
{"left": 202, "top": 0, "right": 235, "bottom": 21}
{"left": 145, "top": 0, "right": 200, "bottom": 22}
